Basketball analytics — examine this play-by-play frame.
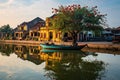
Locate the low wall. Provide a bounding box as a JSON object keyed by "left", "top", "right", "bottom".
{"left": 0, "top": 40, "right": 42, "bottom": 45}
{"left": 82, "top": 48, "right": 120, "bottom": 55}
{"left": 85, "top": 43, "right": 120, "bottom": 51}
{"left": 0, "top": 40, "right": 120, "bottom": 51}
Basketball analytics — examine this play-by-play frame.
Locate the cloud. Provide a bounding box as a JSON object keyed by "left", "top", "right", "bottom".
{"left": 13, "top": 0, "right": 39, "bottom": 6}
{"left": 0, "top": 0, "right": 120, "bottom": 28}
{"left": 0, "top": 0, "right": 58, "bottom": 28}
{"left": 0, "top": 0, "right": 14, "bottom": 6}
{"left": 0, "top": 0, "right": 39, "bottom": 8}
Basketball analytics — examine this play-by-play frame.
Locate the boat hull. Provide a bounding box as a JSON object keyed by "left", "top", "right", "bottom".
{"left": 40, "top": 44, "right": 86, "bottom": 50}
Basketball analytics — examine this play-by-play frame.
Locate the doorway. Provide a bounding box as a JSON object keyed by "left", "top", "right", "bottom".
{"left": 49, "top": 32, "right": 53, "bottom": 41}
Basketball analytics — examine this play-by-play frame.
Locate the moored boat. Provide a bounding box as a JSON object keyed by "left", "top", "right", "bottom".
{"left": 40, "top": 43, "right": 87, "bottom": 50}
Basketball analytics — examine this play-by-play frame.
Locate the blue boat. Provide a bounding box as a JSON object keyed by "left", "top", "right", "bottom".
{"left": 40, "top": 43, "right": 87, "bottom": 50}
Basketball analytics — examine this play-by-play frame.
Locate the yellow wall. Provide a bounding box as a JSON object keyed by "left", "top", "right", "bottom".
{"left": 19, "top": 25, "right": 27, "bottom": 31}
{"left": 38, "top": 17, "right": 61, "bottom": 42}
{"left": 24, "top": 25, "right": 27, "bottom": 30}
{"left": 39, "top": 27, "right": 61, "bottom": 42}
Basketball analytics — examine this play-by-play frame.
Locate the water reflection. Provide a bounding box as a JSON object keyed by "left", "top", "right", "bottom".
{"left": 0, "top": 44, "right": 107, "bottom": 80}
{"left": 41, "top": 50, "right": 106, "bottom": 80}
{"left": 14, "top": 45, "right": 43, "bottom": 65}
{"left": 0, "top": 44, "right": 14, "bottom": 56}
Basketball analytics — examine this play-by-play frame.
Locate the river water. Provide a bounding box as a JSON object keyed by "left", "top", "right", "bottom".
{"left": 0, "top": 44, "right": 120, "bottom": 80}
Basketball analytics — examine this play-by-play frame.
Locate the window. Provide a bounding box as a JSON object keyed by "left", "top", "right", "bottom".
{"left": 44, "top": 33, "right": 46, "bottom": 38}
{"left": 21, "top": 33, "right": 23, "bottom": 37}
{"left": 34, "top": 32, "right": 37, "bottom": 36}
{"left": 21, "top": 27, "right": 24, "bottom": 30}
{"left": 41, "top": 33, "right": 43, "bottom": 38}
{"left": 31, "top": 33, "right": 33, "bottom": 36}
{"left": 16, "top": 33, "right": 18, "bottom": 37}
{"left": 56, "top": 33, "right": 58, "bottom": 38}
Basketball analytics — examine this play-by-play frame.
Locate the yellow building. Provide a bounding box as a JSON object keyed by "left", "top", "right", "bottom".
{"left": 14, "top": 22, "right": 28, "bottom": 40}
{"left": 14, "top": 16, "right": 62, "bottom": 41}
{"left": 14, "top": 17, "right": 45, "bottom": 40}
{"left": 39, "top": 16, "right": 62, "bottom": 42}
{"left": 29, "top": 22, "right": 45, "bottom": 41}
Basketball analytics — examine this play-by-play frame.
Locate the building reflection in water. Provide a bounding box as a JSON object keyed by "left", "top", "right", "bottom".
{"left": 14, "top": 45, "right": 43, "bottom": 65}
{"left": 42, "top": 50, "right": 106, "bottom": 80}
{"left": 0, "top": 44, "right": 106, "bottom": 80}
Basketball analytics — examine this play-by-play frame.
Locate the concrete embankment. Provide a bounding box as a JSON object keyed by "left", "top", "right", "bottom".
{"left": 79, "top": 42, "right": 120, "bottom": 51}
{"left": 82, "top": 48, "right": 120, "bottom": 55}
{"left": 0, "top": 40, "right": 42, "bottom": 46}
{"left": 0, "top": 40, "right": 120, "bottom": 51}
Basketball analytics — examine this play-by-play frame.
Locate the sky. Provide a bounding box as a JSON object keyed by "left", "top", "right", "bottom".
{"left": 0, "top": 0, "right": 120, "bottom": 28}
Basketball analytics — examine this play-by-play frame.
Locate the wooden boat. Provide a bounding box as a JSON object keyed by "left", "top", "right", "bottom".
{"left": 40, "top": 49, "right": 85, "bottom": 55}
{"left": 40, "top": 43, "right": 87, "bottom": 50}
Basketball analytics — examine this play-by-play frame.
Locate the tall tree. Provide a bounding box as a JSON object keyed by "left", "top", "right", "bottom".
{"left": 0, "top": 24, "right": 13, "bottom": 38}
{"left": 51, "top": 4, "right": 106, "bottom": 46}
{"left": 0, "top": 24, "right": 12, "bottom": 34}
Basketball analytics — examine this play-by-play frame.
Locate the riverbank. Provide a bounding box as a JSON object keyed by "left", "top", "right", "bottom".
{"left": 82, "top": 48, "right": 120, "bottom": 55}
{"left": 81, "top": 42, "right": 120, "bottom": 51}
{"left": 0, "top": 40, "right": 120, "bottom": 51}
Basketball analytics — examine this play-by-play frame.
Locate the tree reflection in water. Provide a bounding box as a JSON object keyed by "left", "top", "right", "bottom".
{"left": 0, "top": 44, "right": 14, "bottom": 56}
{"left": 0, "top": 44, "right": 106, "bottom": 80}
{"left": 43, "top": 50, "right": 106, "bottom": 80}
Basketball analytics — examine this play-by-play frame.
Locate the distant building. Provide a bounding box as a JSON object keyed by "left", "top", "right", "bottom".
{"left": 13, "top": 16, "right": 120, "bottom": 42}
{"left": 78, "top": 31, "right": 95, "bottom": 42}
{"left": 29, "top": 21, "right": 45, "bottom": 41}
{"left": 14, "top": 17, "right": 45, "bottom": 40}
{"left": 102, "top": 28, "right": 113, "bottom": 41}
{"left": 112, "top": 27, "right": 120, "bottom": 43}
{"left": 112, "top": 27, "right": 120, "bottom": 35}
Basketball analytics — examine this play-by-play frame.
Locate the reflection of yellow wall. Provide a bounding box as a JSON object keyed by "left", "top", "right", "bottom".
{"left": 14, "top": 46, "right": 23, "bottom": 53}
{"left": 29, "top": 46, "right": 41, "bottom": 55}
{"left": 40, "top": 52, "right": 62, "bottom": 61}
{"left": 14, "top": 46, "right": 28, "bottom": 59}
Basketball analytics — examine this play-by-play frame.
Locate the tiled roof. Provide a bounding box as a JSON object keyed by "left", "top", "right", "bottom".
{"left": 112, "top": 26, "right": 120, "bottom": 30}
{"left": 20, "top": 22, "right": 27, "bottom": 26}
{"left": 48, "top": 14, "right": 57, "bottom": 18}
{"left": 30, "top": 22, "right": 45, "bottom": 31}
{"left": 15, "top": 17, "right": 45, "bottom": 32}
{"left": 116, "top": 27, "right": 120, "bottom": 30}
{"left": 27, "top": 17, "right": 45, "bottom": 29}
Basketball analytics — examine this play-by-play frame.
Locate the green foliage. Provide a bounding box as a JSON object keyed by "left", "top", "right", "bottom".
{"left": 0, "top": 24, "right": 13, "bottom": 34}
{"left": 0, "top": 44, "right": 14, "bottom": 56}
{"left": 51, "top": 5, "right": 105, "bottom": 33}
{"left": 0, "top": 24, "right": 13, "bottom": 39}
{"left": 45, "top": 51, "right": 106, "bottom": 80}
{"left": 50, "top": 4, "right": 106, "bottom": 45}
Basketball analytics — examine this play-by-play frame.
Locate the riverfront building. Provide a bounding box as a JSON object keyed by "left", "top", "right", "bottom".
{"left": 12, "top": 15, "right": 120, "bottom": 42}
{"left": 14, "top": 17, "right": 45, "bottom": 40}
{"left": 39, "top": 16, "right": 61, "bottom": 42}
